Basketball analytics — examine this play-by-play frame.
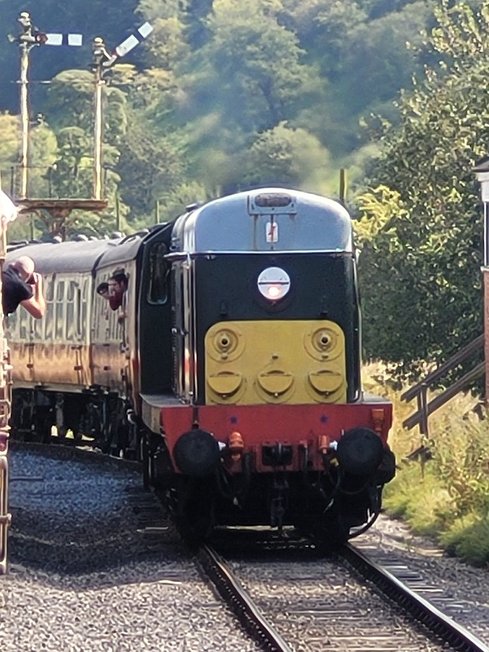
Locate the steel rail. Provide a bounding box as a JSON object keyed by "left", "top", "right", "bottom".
{"left": 341, "top": 543, "right": 489, "bottom": 652}
{"left": 196, "top": 544, "right": 293, "bottom": 652}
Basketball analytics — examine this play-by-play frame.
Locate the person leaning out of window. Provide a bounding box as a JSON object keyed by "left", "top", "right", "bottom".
{"left": 108, "top": 270, "right": 128, "bottom": 311}
{"left": 2, "top": 255, "right": 46, "bottom": 319}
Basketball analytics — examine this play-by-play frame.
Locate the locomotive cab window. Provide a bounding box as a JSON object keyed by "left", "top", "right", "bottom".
{"left": 147, "top": 242, "right": 169, "bottom": 304}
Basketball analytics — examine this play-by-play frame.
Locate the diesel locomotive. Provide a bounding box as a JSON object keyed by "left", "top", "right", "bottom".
{"left": 6, "top": 187, "right": 395, "bottom": 544}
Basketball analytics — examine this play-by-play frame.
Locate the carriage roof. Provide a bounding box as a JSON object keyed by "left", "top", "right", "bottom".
{"left": 6, "top": 232, "right": 148, "bottom": 276}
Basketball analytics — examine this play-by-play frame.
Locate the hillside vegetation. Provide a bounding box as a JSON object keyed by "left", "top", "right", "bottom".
{"left": 0, "top": 0, "right": 435, "bottom": 232}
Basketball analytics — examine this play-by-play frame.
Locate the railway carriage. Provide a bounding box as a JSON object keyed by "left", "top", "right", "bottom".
{"left": 6, "top": 187, "right": 395, "bottom": 545}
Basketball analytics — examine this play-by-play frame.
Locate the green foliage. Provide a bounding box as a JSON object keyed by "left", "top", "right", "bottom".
{"left": 430, "top": 412, "right": 489, "bottom": 515}
{"left": 439, "top": 514, "right": 489, "bottom": 565}
{"left": 365, "top": 364, "right": 489, "bottom": 566}
{"left": 47, "top": 127, "right": 91, "bottom": 199}
{"left": 197, "top": 0, "right": 316, "bottom": 132}
{"left": 139, "top": 17, "right": 189, "bottom": 69}
{"left": 383, "top": 465, "right": 455, "bottom": 534}
{"left": 28, "top": 123, "right": 58, "bottom": 197}
{"left": 156, "top": 180, "right": 209, "bottom": 222}
{"left": 0, "top": 114, "right": 58, "bottom": 198}
{"left": 384, "top": 424, "right": 489, "bottom": 565}
{"left": 137, "top": 0, "right": 185, "bottom": 20}
{"left": 357, "top": 0, "right": 489, "bottom": 375}
{"left": 0, "top": 114, "right": 19, "bottom": 167}
{"left": 282, "top": 0, "right": 429, "bottom": 155}
{"left": 44, "top": 70, "right": 93, "bottom": 131}
{"left": 243, "top": 122, "right": 332, "bottom": 191}
{"left": 0, "top": 0, "right": 439, "bottom": 232}
{"left": 116, "top": 113, "right": 185, "bottom": 216}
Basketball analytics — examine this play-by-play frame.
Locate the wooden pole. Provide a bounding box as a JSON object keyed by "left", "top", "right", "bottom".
{"left": 19, "top": 43, "right": 30, "bottom": 198}
{"left": 93, "top": 69, "right": 104, "bottom": 200}
{"left": 339, "top": 168, "right": 347, "bottom": 206}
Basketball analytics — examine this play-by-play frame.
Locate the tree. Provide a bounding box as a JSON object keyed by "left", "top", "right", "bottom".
{"left": 47, "top": 127, "right": 92, "bottom": 199}
{"left": 116, "top": 113, "right": 185, "bottom": 218}
{"left": 242, "top": 122, "right": 333, "bottom": 191}
{"left": 355, "top": 0, "right": 489, "bottom": 376}
{"left": 0, "top": 0, "right": 445, "bottom": 229}
{"left": 0, "top": 114, "right": 21, "bottom": 185}
{"left": 192, "top": 0, "right": 318, "bottom": 133}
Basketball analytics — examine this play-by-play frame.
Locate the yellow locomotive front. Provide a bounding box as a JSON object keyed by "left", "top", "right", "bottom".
{"left": 205, "top": 319, "right": 347, "bottom": 405}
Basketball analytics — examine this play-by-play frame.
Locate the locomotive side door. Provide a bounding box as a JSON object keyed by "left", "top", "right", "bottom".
{"left": 138, "top": 227, "right": 173, "bottom": 396}
{"left": 172, "top": 255, "right": 196, "bottom": 402}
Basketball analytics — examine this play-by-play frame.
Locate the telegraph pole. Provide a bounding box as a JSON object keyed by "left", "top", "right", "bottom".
{"left": 89, "top": 22, "right": 153, "bottom": 200}
{"left": 91, "top": 37, "right": 112, "bottom": 201}
{"left": 11, "top": 11, "right": 82, "bottom": 199}
{"left": 15, "top": 12, "right": 38, "bottom": 198}
{"left": 19, "top": 44, "right": 29, "bottom": 199}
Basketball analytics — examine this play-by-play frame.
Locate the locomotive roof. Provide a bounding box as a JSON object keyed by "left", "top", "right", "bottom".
{"left": 6, "top": 232, "right": 145, "bottom": 275}
{"left": 172, "top": 187, "right": 353, "bottom": 254}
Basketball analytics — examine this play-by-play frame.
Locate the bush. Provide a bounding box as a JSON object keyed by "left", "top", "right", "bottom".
{"left": 364, "top": 362, "right": 489, "bottom": 565}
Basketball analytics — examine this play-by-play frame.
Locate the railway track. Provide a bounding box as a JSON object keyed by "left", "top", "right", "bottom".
{"left": 4, "top": 442, "right": 489, "bottom": 652}
{"left": 341, "top": 544, "right": 489, "bottom": 652}
{"left": 197, "top": 529, "right": 489, "bottom": 652}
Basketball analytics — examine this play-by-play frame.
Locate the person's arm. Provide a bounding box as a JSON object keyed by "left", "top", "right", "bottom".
{"left": 20, "top": 273, "right": 46, "bottom": 319}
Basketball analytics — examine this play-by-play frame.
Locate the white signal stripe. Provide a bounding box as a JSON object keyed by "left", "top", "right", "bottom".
{"left": 115, "top": 35, "right": 139, "bottom": 57}
{"left": 68, "top": 34, "right": 83, "bottom": 46}
{"left": 138, "top": 22, "right": 153, "bottom": 39}
{"left": 45, "top": 34, "right": 62, "bottom": 45}
{"left": 45, "top": 33, "right": 83, "bottom": 46}
{"left": 114, "top": 22, "right": 153, "bottom": 58}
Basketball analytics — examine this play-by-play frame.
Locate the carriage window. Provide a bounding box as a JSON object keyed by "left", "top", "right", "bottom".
{"left": 31, "top": 307, "right": 43, "bottom": 340}
{"left": 79, "top": 279, "right": 90, "bottom": 338}
{"left": 147, "top": 242, "right": 169, "bottom": 304}
{"left": 44, "top": 276, "right": 55, "bottom": 341}
{"left": 66, "top": 280, "right": 79, "bottom": 342}
{"left": 55, "top": 280, "right": 66, "bottom": 340}
{"left": 17, "top": 308, "right": 28, "bottom": 341}
{"left": 106, "top": 305, "right": 122, "bottom": 342}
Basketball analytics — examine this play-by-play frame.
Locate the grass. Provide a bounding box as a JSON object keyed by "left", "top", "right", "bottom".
{"left": 364, "top": 362, "right": 489, "bottom": 567}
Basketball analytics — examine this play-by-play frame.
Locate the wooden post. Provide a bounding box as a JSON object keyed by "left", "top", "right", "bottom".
{"left": 339, "top": 168, "right": 347, "bottom": 206}
{"left": 93, "top": 68, "right": 104, "bottom": 200}
{"left": 19, "top": 43, "right": 30, "bottom": 199}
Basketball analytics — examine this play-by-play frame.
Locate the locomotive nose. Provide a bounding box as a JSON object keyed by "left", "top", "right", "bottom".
{"left": 173, "top": 429, "right": 220, "bottom": 477}
{"left": 336, "top": 427, "right": 384, "bottom": 476}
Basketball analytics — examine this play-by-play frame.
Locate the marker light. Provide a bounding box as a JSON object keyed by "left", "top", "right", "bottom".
{"left": 257, "top": 267, "right": 290, "bottom": 301}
